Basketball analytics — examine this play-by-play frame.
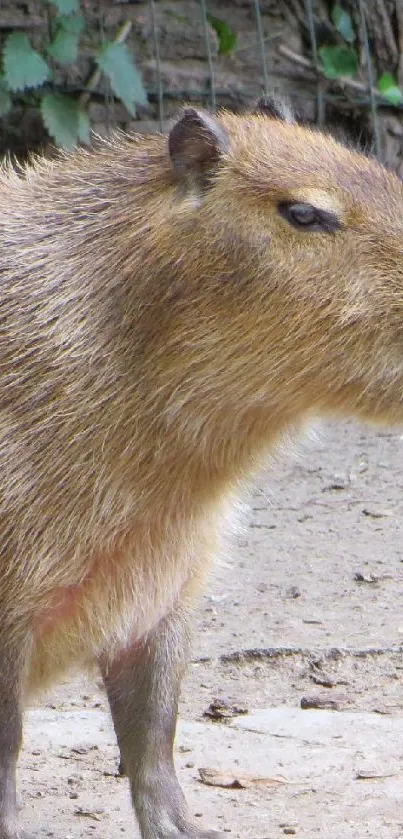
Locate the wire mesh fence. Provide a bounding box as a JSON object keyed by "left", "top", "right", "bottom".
{"left": 144, "top": 0, "right": 382, "bottom": 124}
{"left": 129, "top": 0, "right": 395, "bottom": 161}
{"left": 0, "top": 1, "right": 402, "bottom": 164}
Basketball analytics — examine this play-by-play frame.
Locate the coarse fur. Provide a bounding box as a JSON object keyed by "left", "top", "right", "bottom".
{"left": 1, "top": 100, "right": 403, "bottom": 838}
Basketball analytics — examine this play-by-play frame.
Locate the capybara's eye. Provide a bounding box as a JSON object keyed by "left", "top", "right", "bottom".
{"left": 278, "top": 201, "right": 342, "bottom": 234}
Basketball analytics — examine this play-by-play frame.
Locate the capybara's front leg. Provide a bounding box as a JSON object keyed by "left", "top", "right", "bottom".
{"left": 0, "top": 641, "right": 26, "bottom": 839}
{"left": 99, "top": 596, "right": 224, "bottom": 839}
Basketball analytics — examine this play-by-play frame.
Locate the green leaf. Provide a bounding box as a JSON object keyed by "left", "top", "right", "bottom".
{"left": 48, "top": 0, "right": 79, "bottom": 13}
{"left": 48, "top": 30, "right": 80, "bottom": 64}
{"left": 0, "top": 77, "right": 11, "bottom": 116}
{"left": 96, "top": 42, "right": 147, "bottom": 116}
{"left": 57, "top": 13, "right": 85, "bottom": 35}
{"left": 378, "top": 71, "right": 403, "bottom": 105}
{"left": 331, "top": 5, "right": 355, "bottom": 43}
{"left": 47, "top": 15, "right": 85, "bottom": 66}
{"left": 207, "top": 14, "right": 237, "bottom": 55}
{"left": 4, "top": 32, "right": 51, "bottom": 91}
{"left": 41, "top": 93, "right": 89, "bottom": 149}
{"left": 77, "top": 109, "right": 90, "bottom": 144}
{"left": 319, "top": 45, "right": 358, "bottom": 78}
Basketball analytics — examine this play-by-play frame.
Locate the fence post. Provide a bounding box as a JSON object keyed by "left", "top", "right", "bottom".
{"left": 200, "top": 0, "right": 216, "bottom": 110}
{"left": 149, "top": 0, "right": 164, "bottom": 131}
{"left": 358, "top": 0, "right": 381, "bottom": 158}
{"left": 304, "top": 0, "right": 325, "bottom": 125}
{"left": 253, "top": 0, "right": 270, "bottom": 96}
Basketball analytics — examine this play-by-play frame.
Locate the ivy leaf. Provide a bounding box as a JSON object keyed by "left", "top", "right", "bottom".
{"left": 319, "top": 45, "right": 358, "bottom": 78}
{"left": 77, "top": 109, "right": 91, "bottom": 144}
{"left": 331, "top": 5, "right": 355, "bottom": 43}
{"left": 48, "top": 0, "right": 80, "bottom": 13}
{"left": 41, "top": 93, "right": 89, "bottom": 149}
{"left": 48, "top": 30, "right": 79, "bottom": 64}
{"left": 0, "top": 77, "right": 11, "bottom": 116}
{"left": 96, "top": 42, "right": 147, "bottom": 116}
{"left": 378, "top": 71, "right": 403, "bottom": 105}
{"left": 56, "top": 13, "right": 85, "bottom": 35}
{"left": 48, "top": 13, "right": 85, "bottom": 64}
{"left": 4, "top": 32, "right": 51, "bottom": 91}
{"left": 207, "top": 15, "right": 237, "bottom": 55}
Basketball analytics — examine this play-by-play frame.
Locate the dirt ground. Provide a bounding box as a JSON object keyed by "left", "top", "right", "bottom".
{"left": 19, "top": 420, "right": 403, "bottom": 839}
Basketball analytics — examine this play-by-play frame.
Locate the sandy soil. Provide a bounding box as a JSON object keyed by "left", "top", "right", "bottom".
{"left": 18, "top": 420, "right": 403, "bottom": 839}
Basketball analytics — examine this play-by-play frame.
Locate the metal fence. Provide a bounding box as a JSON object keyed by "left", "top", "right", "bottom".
{"left": 142, "top": 0, "right": 386, "bottom": 157}
{"left": 0, "top": 1, "right": 398, "bottom": 160}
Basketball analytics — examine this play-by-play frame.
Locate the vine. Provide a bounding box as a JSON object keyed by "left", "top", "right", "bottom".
{"left": 318, "top": 4, "right": 402, "bottom": 106}
{"left": 0, "top": 0, "right": 147, "bottom": 149}
{"left": 0, "top": 2, "right": 402, "bottom": 152}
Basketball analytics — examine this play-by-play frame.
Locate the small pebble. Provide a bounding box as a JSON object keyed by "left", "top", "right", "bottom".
{"left": 301, "top": 693, "right": 350, "bottom": 711}
{"left": 284, "top": 585, "right": 300, "bottom": 599}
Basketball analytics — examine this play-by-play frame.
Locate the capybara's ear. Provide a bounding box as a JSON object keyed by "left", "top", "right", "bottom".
{"left": 168, "top": 108, "right": 229, "bottom": 185}
{"left": 253, "top": 94, "right": 295, "bottom": 124}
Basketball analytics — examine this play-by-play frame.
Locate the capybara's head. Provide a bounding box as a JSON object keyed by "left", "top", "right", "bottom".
{"left": 162, "top": 98, "right": 403, "bottom": 428}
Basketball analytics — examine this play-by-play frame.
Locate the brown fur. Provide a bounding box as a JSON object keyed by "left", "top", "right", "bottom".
{"left": 1, "top": 104, "right": 403, "bottom": 838}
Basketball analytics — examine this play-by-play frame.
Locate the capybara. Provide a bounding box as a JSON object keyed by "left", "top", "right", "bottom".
{"left": 0, "top": 97, "right": 402, "bottom": 838}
